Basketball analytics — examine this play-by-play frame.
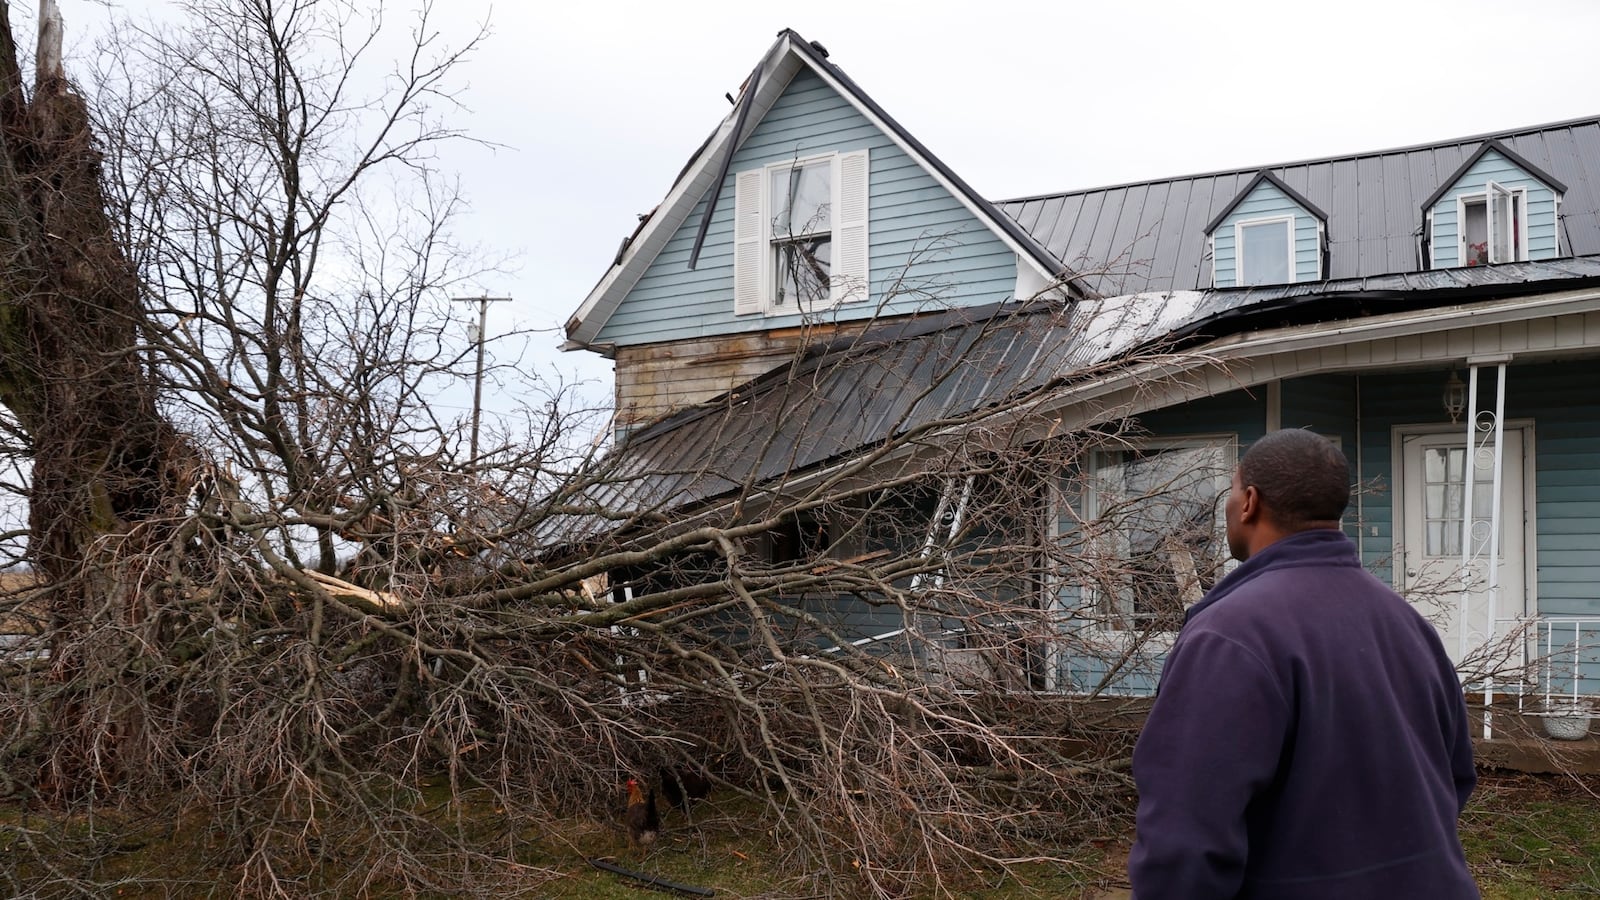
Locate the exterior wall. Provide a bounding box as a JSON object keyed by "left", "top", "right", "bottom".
{"left": 597, "top": 68, "right": 1020, "bottom": 348}
{"left": 1353, "top": 362, "right": 1600, "bottom": 613}
{"left": 676, "top": 360, "right": 1597, "bottom": 695}
{"left": 614, "top": 320, "right": 872, "bottom": 430}
{"left": 1210, "top": 181, "right": 1321, "bottom": 287}
{"left": 1280, "top": 375, "right": 1363, "bottom": 544}
{"left": 1511, "top": 363, "right": 1600, "bottom": 616}
{"left": 1428, "top": 149, "right": 1560, "bottom": 268}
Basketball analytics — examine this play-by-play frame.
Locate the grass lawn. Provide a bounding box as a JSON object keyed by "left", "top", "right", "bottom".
{"left": 1462, "top": 771, "right": 1600, "bottom": 899}
{"left": 2, "top": 769, "right": 1596, "bottom": 897}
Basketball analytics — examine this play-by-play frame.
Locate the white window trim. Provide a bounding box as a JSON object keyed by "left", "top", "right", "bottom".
{"left": 734, "top": 149, "right": 869, "bottom": 316}
{"left": 1081, "top": 435, "right": 1237, "bottom": 646}
{"left": 1233, "top": 215, "right": 1297, "bottom": 287}
{"left": 1452, "top": 185, "right": 1530, "bottom": 267}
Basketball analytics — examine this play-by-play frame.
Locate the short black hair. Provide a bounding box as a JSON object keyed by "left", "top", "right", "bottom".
{"left": 1238, "top": 429, "right": 1350, "bottom": 530}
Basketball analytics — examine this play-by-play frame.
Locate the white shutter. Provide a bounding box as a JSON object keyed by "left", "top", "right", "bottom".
{"left": 831, "top": 149, "right": 869, "bottom": 306}
{"left": 733, "top": 167, "right": 765, "bottom": 315}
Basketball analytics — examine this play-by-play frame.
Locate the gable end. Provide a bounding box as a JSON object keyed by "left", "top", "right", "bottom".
{"left": 1203, "top": 170, "right": 1328, "bottom": 236}
{"left": 1419, "top": 138, "right": 1568, "bottom": 212}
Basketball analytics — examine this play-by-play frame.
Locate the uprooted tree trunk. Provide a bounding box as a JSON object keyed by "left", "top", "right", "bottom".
{"left": 0, "top": 1, "right": 201, "bottom": 798}
{"left": 0, "top": 1, "right": 194, "bottom": 585}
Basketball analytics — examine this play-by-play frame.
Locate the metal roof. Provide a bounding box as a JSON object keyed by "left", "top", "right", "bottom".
{"left": 997, "top": 116, "right": 1600, "bottom": 296}
{"left": 548, "top": 255, "right": 1600, "bottom": 547}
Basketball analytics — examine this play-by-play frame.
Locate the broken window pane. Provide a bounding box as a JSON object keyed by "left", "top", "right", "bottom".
{"left": 771, "top": 162, "right": 830, "bottom": 238}
{"left": 1091, "top": 444, "right": 1230, "bottom": 631}
{"left": 774, "top": 235, "right": 831, "bottom": 306}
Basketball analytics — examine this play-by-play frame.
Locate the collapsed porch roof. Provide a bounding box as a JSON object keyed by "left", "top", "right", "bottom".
{"left": 551, "top": 255, "right": 1600, "bottom": 547}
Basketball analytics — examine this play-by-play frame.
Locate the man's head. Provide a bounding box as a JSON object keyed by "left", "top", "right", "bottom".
{"left": 1225, "top": 429, "right": 1350, "bottom": 561}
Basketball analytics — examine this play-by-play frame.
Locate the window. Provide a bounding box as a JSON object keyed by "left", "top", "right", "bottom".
{"left": 1088, "top": 441, "right": 1233, "bottom": 631}
{"left": 1235, "top": 217, "right": 1293, "bottom": 286}
{"left": 1459, "top": 182, "right": 1525, "bottom": 266}
{"left": 1421, "top": 443, "right": 1500, "bottom": 557}
{"left": 770, "top": 161, "right": 832, "bottom": 307}
{"left": 733, "top": 150, "right": 868, "bottom": 315}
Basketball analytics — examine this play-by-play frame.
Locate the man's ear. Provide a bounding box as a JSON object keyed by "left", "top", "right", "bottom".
{"left": 1237, "top": 485, "right": 1262, "bottom": 524}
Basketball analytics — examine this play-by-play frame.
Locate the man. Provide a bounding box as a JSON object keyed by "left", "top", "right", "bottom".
{"left": 1128, "top": 429, "right": 1478, "bottom": 899}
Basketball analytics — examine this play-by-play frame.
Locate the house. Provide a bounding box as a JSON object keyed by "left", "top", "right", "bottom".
{"left": 563, "top": 30, "right": 1600, "bottom": 717}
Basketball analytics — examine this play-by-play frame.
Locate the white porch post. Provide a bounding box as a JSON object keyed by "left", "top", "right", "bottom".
{"left": 1458, "top": 370, "right": 1479, "bottom": 663}
{"left": 1459, "top": 356, "right": 1511, "bottom": 739}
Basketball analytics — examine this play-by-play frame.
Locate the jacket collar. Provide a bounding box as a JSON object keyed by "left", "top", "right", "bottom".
{"left": 1183, "top": 529, "right": 1357, "bottom": 626}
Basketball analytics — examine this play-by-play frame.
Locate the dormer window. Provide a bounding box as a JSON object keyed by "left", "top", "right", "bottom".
{"left": 1457, "top": 183, "right": 1525, "bottom": 266}
{"left": 1236, "top": 217, "right": 1294, "bottom": 286}
{"left": 1204, "top": 171, "right": 1327, "bottom": 289}
{"left": 1422, "top": 139, "right": 1565, "bottom": 270}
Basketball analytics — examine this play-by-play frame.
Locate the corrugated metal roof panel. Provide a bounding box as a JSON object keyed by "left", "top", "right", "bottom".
{"left": 997, "top": 117, "right": 1600, "bottom": 292}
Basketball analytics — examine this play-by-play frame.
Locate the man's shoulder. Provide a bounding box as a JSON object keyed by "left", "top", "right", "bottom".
{"left": 1188, "top": 560, "right": 1402, "bottom": 634}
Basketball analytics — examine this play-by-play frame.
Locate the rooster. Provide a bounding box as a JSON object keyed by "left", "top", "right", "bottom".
{"left": 624, "top": 777, "right": 659, "bottom": 847}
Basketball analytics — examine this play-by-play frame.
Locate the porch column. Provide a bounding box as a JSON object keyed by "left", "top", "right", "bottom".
{"left": 1459, "top": 354, "right": 1510, "bottom": 737}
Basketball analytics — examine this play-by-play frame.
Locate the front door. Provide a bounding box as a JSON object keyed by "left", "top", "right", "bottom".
{"left": 1399, "top": 427, "right": 1529, "bottom": 665}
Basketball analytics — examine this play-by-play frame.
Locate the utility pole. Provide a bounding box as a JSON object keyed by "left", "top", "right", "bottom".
{"left": 452, "top": 295, "right": 511, "bottom": 461}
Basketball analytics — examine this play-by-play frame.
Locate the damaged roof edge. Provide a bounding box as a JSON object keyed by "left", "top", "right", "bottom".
{"left": 566, "top": 30, "right": 1084, "bottom": 350}
{"left": 564, "top": 31, "right": 797, "bottom": 348}
{"left": 778, "top": 31, "right": 1080, "bottom": 294}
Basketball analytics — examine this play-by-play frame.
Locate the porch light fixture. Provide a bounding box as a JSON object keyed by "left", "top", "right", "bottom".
{"left": 1443, "top": 369, "right": 1467, "bottom": 423}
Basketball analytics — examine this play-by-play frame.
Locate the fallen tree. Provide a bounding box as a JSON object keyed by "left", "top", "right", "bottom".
{"left": 0, "top": 3, "right": 1227, "bottom": 897}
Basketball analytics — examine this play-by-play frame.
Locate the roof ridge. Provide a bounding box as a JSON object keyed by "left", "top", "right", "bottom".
{"left": 999, "top": 113, "right": 1600, "bottom": 206}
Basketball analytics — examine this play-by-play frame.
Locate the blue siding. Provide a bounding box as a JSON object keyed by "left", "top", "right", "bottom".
{"left": 597, "top": 69, "right": 1019, "bottom": 346}
{"left": 1052, "top": 365, "right": 1600, "bottom": 695}
{"left": 1512, "top": 365, "right": 1600, "bottom": 616}
{"left": 1353, "top": 370, "right": 1452, "bottom": 585}
{"left": 1428, "top": 149, "right": 1560, "bottom": 268}
{"left": 1210, "top": 181, "right": 1321, "bottom": 287}
{"left": 1281, "top": 376, "right": 1363, "bottom": 545}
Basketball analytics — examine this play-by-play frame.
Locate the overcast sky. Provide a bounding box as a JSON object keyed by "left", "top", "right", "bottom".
{"left": 64, "top": 0, "right": 1600, "bottom": 416}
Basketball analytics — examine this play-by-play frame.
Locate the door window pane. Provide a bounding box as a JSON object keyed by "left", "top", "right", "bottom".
{"left": 1422, "top": 445, "right": 1499, "bottom": 556}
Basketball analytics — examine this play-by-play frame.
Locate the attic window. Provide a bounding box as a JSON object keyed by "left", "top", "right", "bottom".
{"left": 1459, "top": 182, "right": 1525, "bottom": 266}
{"left": 771, "top": 161, "right": 832, "bottom": 306}
{"left": 1236, "top": 217, "right": 1293, "bottom": 286}
{"left": 733, "top": 150, "right": 869, "bottom": 315}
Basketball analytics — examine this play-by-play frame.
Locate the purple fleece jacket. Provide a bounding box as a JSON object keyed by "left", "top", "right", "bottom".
{"left": 1128, "top": 529, "right": 1478, "bottom": 900}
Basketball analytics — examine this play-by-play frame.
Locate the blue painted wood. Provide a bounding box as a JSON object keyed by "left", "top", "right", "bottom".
{"left": 597, "top": 69, "right": 1020, "bottom": 346}
{"left": 1428, "top": 149, "right": 1561, "bottom": 268}
{"left": 1210, "top": 180, "right": 1321, "bottom": 287}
